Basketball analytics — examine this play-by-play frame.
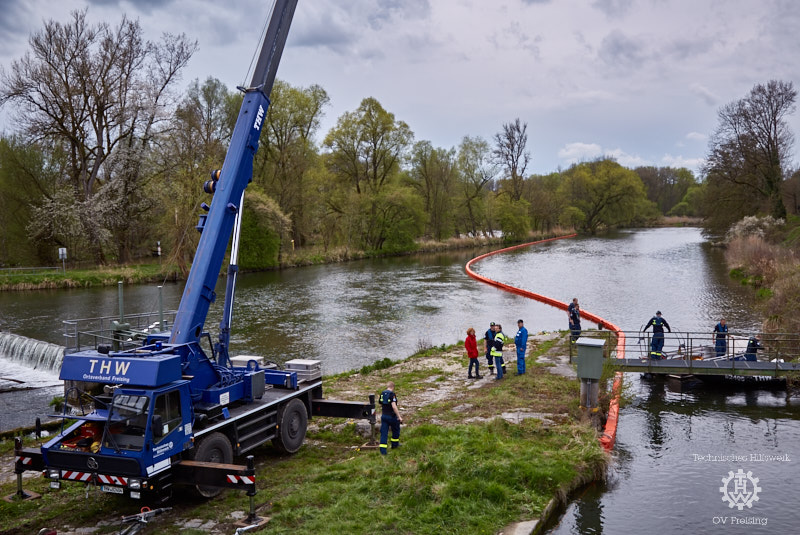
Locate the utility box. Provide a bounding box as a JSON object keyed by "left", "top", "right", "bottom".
{"left": 576, "top": 337, "right": 606, "bottom": 380}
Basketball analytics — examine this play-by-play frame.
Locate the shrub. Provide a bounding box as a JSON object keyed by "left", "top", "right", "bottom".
{"left": 725, "top": 215, "right": 784, "bottom": 243}
{"left": 725, "top": 235, "right": 792, "bottom": 285}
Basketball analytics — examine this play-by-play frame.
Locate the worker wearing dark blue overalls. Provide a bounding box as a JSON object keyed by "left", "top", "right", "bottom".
{"left": 739, "top": 335, "right": 763, "bottom": 361}
{"left": 568, "top": 298, "right": 581, "bottom": 343}
{"left": 515, "top": 319, "right": 528, "bottom": 375}
{"left": 643, "top": 311, "right": 671, "bottom": 359}
{"left": 484, "top": 322, "right": 496, "bottom": 376}
{"left": 378, "top": 382, "right": 403, "bottom": 455}
{"left": 492, "top": 326, "right": 507, "bottom": 379}
{"left": 713, "top": 318, "right": 728, "bottom": 356}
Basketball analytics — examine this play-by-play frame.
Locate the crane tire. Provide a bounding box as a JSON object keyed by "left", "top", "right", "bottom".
{"left": 272, "top": 398, "right": 308, "bottom": 454}
{"left": 191, "top": 432, "right": 233, "bottom": 498}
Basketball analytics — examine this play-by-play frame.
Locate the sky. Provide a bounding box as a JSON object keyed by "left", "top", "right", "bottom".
{"left": 1, "top": 0, "right": 800, "bottom": 176}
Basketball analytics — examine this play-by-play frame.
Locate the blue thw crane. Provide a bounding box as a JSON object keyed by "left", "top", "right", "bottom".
{"left": 13, "top": 0, "right": 374, "bottom": 503}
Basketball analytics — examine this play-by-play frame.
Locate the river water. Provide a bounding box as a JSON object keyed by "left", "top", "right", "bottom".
{"left": 1, "top": 227, "right": 796, "bottom": 531}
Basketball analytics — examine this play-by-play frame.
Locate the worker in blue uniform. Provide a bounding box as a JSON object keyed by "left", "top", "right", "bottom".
{"left": 378, "top": 381, "right": 403, "bottom": 455}
{"left": 738, "top": 335, "right": 763, "bottom": 361}
{"left": 484, "top": 322, "right": 496, "bottom": 376}
{"left": 643, "top": 311, "right": 671, "bottom": 359}
{"left": 713, "top": 318, "right": 728, "bottom": 356}
{"left": 568, "top": 298, "right": 581, "bottom": 343}
{"left": 492, "top": 325, "right": 507, "bottom": 379}
{"left": 515, "top": 319, "right": 528, "bottom": 375}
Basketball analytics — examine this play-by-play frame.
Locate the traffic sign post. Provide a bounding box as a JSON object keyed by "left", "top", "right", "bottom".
{"left": 58, "top": 248, "right": 67, "bottom": 274}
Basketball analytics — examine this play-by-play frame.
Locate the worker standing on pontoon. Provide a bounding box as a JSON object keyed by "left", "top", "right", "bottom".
{"left": 713, "top": 318, "right": 728, "bottom": 356}
{"left": 643, "top": 311, "right": 671, "bottom": 359}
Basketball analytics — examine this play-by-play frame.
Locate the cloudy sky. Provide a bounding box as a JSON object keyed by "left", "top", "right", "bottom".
{"left": 1, "top": 0, "right": 799, "bottom": 175}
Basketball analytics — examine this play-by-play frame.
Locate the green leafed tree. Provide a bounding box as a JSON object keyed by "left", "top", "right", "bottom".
{"left": 0, "top": 136, "right": 64, "bottom": 264}
{"left": 408, "top": 141, "right": 457, "bottom": 240}
{"left": 151, "top": 77, "right": 234, "bottom": 275}
{"left": 323, "top": 97, "right": 416, "bottom": 250}
{"left": 634, "top": 166, "right": 698, "bottom": 215}
{"left": 238, "top": 189, "right": 291, "bottom": 270}
{"left": 492, "top": 195, "right": 531, "bottom": 242}
{"left": 455, "top": 136, "right": 496, "bottom": 237}
{"left": 526, "top": 172, "right": 566, "bottom": 232}
{"left": 256, "top": 80, "right": 329, "bottom": 247}
{"left": 559, "top": 159, "right": 655, "bottom": 233}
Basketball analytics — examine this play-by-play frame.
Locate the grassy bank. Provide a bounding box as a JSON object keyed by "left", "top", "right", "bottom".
{"left": 0, "top": 333, "right": 607, "bottom": 535}
{"left": 0, "top": 232, "right": 555, "bottom": 292}
{"left": 724, "top": 221, "right": 800, "bottom": 333}
{"left": 0, "top": 263, "right": 180, "bottom": 291}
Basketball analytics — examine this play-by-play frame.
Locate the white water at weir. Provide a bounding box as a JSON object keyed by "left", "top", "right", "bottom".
{"left": 0, "top": 332, "right": 64, "bottom": 431}
{"left": 0, "top": 331, "right": 65, "bottom": 373}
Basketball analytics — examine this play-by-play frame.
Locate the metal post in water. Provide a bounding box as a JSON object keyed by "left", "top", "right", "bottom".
{"left": 118, "top": 281, "right": 124, "bottom": 322}
{"left": 158, "top": 286, "right": 165, "bottom": 331}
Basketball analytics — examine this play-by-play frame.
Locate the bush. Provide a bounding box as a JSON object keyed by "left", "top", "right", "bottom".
{"left": 725, "top": 215, "right": 784, "bottom": 243}
{"left": 238, "top": 190, "right": 288, "bottom": 270}
{"left": 724, "top": 235, "right": 792, "bottom": 285}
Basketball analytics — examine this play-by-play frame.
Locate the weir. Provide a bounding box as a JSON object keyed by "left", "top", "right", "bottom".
{"left": 0, "top": 332, "right": 65, "bottom": 373}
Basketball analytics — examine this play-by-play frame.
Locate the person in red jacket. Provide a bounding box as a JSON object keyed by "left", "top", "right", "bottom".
{"left": 465, "top": 327, "right": 481, "bottom": 379}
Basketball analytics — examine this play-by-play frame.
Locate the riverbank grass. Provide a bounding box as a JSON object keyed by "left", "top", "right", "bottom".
{"left": 0, "top": 263, "right": 178, "bottom": 291}
{"left": 256, "top": 334, "right": 605, "bottom": 534}
{"left": 0, "top": 334, "right": 605, "bottom": 535}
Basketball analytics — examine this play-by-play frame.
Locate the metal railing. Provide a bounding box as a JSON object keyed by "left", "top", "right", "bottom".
{"left": 0, "top": 266, "right": 60, "bottom": 276}
{"left": 573, "top": 330, "right": 800, "bottom": 363}
{"left": 63, "top": 311, "right": 178, "bottom": 352}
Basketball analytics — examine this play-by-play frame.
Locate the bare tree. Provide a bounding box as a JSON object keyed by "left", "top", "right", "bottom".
{"left": 703, "top": 80, "right": 797, "bottom": 228}
{"left": 0, "top": 9, "right": 197, "bottom": 262}
{"left": 492, "top": 118, "right": 530, "bottom": 202}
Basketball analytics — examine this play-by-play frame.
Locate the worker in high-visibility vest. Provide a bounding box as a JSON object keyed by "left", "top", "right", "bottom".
{"left": 491, "top": 325, "right": 507, "bottom": 379}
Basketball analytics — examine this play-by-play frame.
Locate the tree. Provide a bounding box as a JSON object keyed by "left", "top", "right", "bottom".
{"left": 238, "top": 189, "right": 291, "bottom": 270}
{"left": 703, "top": 80, "right": 797, "bottom": 231}
{"left": 635, "top": 166, "right": 698, "bottom": 215}
{"left": 0, "top": 136, "right": 64, "bottom": 264}
{"left": 668, "top": 183, "right": 707, "bottom": 217}
{"left": 256, "top": 80, "right": 329, "bottom": 247}
{"left": 151, "top": 77, "right": 234, "bottom": 275}
{"left": 0, "top": 9, "right": 197, "bottom": 262}
{"left": 492, "top": 118, "right": 530, "bottom": 202}
{"left": 323, "top": 98, "right": 415, "bottom": 249}
{"left": 409, "top": 141, "right": 457, "bottom": 240}
{"left": 456, "top": 136, "right": 496, "bottom": 237}
{"left": 527, "top": 172, "right": 566, "bottom": 232}
{"left": 559, "top": 159, "right": 654, "bottom": 233}
{"left": 493, "top": 195, "right": 530, "bottom": 242}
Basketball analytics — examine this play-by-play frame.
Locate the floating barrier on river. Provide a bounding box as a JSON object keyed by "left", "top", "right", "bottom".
{"left": 465, "top": 234, "right": 625, "bottom": 451}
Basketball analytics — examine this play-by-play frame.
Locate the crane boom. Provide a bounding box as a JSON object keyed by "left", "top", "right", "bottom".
{"left": 170, "top": 0, "right": 298, "bottom": 345}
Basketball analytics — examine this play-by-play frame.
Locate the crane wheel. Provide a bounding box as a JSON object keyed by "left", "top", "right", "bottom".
{"left": 191, "top": 432, "right": 233, "bottom": 498}
{"left": 272, "top": 398, "right": 308, "bottom": 454}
